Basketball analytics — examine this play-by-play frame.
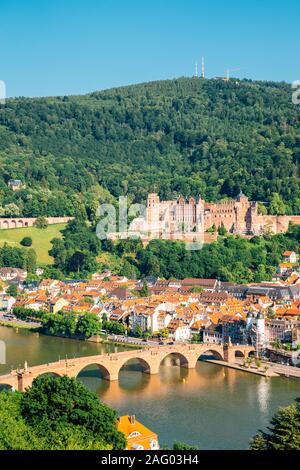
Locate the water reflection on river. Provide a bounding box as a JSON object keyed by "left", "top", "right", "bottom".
{"left": 78, "top": 358, "right": 300, "bottom": 450}
{"left": 1, "top": 326, "right": 300, "bottom": 450}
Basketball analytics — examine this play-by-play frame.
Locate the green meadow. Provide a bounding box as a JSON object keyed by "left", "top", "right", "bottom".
{"left": 0, "top": 224, "right": 66, "bottom": 265}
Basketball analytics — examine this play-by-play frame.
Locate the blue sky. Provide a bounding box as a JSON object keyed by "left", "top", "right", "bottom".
{"left": 1, "top": 0, "right": 299, "bottom": 97}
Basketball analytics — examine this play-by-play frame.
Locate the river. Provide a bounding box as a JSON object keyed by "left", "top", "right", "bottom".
{"left": 1, "top": 326, "right": 300, "bottom": 450}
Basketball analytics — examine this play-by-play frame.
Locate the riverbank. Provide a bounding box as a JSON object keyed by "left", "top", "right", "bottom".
{"left": 0, "top": 320, "right": 40, "bottom": 331}
{"left": 204, "top": 359, "right": 279, "bottom": 377}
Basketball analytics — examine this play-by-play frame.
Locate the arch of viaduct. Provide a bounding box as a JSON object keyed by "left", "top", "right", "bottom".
{"left": 0, "top": 344, "right": 255, "bottom": 392}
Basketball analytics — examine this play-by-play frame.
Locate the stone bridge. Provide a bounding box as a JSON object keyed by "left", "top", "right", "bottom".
{"left": 0, "top": 217, "right": 73, "bottom": 230}
{"left": 0, "top": 343, "right": 255, "bottom": 392}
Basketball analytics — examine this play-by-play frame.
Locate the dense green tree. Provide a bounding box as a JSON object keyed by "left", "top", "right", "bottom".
{"left": 26, "top": 248, "right": 37, "bottom": 273}
{"left": 173, "top": 441, "right": 199, "bottom": 450}
{"left": 34, "top": 216, "right": 48, "bottom": 229}
{"left": 76, "top": 313, "right": 102, "bottom": 338}
{"left": 119, "top": 260, "right": 139, "bottom": 279}
{"left": 49, "top": 218, "right": 101, "bottom": 276}
{"left": 250, "top": 398, "right": 300, "bottom": 450}
{"left": 60, "top": 312, "right": 77, "bottom": 337}
{"left": 21, "top": 376, "right": 126, "bottom": 449}
{"left": 67, "top": 251, "right": 86, "bottom": 273}
{"left": 4, "top": 203, "right": 20, "bottom": 217}
{"left": 103, "top": 320, "right": 126, "bottom": 335}
{"left": 98, "top": 224, "right": 300, "bottom": 283}
{"left": 139, "top": 281, "right": 149, "bottom": 297}
{"left": 41, "top": 312, "right": 102, "bottom": 339}
{"left": 48, "top": 238, "right": 67, "bottom": 268}
{"left": 6, "top": 284, "right": 18, "bottom": 297}
{"left": 20, "top": 236, "right": 32, "bottom": 247}
{"left": 0, "top": 382, "right": 118, "bottom": 450}
{"left": 41, "top": 265, "right": 65, "bottom": 280}
{"left": 0, "top": 392, "right": 43, "bottom": 450}
{"left": 132, "top": 325, "right": 143, "bottom": 338}
{"left": 218, "top": 224, "right": 227, "bottom": 236}
{"left": 0, "top": 244, "right": 27, "bottom": 269}
{"left": 13, "top": 306, "right": 46, "bottom": 321}
{"left": 269, "top": 193, "right": 287, "bottom": 216}
{"left": 41, "top": 423, "right": 112, "bottom": 450}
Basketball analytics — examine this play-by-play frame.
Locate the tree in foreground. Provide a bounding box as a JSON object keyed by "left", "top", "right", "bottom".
{"left": 0, "top": 389, "right": 111, "bottom": 450}
{"left": 0, "top": 391, "right": 42, "bottom": 450}
{"left": 173, "top": 441, "right": 199, "bottom": 450}
{"left": 21, "top": 375, "right": 126, "bottom": 450}
{"left": 250, "top": 398, "right": 300, "bottom": 450}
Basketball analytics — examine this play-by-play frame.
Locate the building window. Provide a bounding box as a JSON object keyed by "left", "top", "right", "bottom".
{"left": 128, "top": 431, "right": 142, "bottom": 439}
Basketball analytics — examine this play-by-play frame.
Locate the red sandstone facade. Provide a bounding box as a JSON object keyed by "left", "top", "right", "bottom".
{"left": 107, "top": 193, "right": 300, "bottom": 244}
{"left": 145, "top": 192, "right": 300, "bottom": 237}
{"left": 204, "top": 192, "right": 300, "bottom": 235}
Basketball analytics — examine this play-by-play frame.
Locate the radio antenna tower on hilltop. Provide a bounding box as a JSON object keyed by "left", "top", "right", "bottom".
{"left": 194, "top": 57, "right": 205, "bottom": 78}
{"left": 201, "top": 56, "right": 205, "bottom": 79}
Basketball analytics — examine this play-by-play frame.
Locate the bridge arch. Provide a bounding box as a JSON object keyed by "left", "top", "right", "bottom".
{"left": 10, "top": 220, "right": 17, "bottom": 229}
{"left": 35, "top": 371, "right": 63, "bottom": 381}
{"left": 17, "top": 220, "right": 24, "bottom": 228}
{"left": 2, "top": 220, "right": 9, "bottom": 229}
{"left": 197, "top": 349, "right": 224, "bottom": 365}
{"left": 159, "top": 352, "right": 189, "bottom": 369}
{"left": 76, "top": 363, "right": 110, "bottom": 381}
{"left": 118, "top": 357, "right": 151, "bottom": 377}
{"left": 235, "top": 350, "right": 245, "bottom": 358}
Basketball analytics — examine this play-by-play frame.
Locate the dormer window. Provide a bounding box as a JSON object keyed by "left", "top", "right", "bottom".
{"left": 128, "top": 431, "right": 142, "bottom": 439}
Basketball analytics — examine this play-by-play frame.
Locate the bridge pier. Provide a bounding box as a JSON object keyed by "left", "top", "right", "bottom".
{"left": 109, "top": 374, "right": 119, "bottom": 382}
{"left": 17, "top": 373, "right": 35, "bottom": 392}
{"left": 223, "top": 346, "right": 235, "bottom": 363}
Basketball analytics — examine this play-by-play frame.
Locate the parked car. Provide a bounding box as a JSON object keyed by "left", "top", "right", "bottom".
{"left": 3, "top": 314, "right": 15, "bottom": 321}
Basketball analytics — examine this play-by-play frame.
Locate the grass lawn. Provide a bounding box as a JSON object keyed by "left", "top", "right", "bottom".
{"left": 0, "top": 224, "right": 66, "bottom": 265}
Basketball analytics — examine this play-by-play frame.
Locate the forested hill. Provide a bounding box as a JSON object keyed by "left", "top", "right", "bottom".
{"left": 0, "top": 77, "right": 300, "bottom": 218}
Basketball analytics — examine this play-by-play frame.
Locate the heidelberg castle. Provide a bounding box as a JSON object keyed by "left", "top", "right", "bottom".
{"left": 108, "top": 192, "right": 300, "bottom": 244}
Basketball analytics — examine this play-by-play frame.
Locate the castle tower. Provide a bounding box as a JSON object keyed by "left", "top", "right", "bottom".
{"left": 256, "top": 313, "right": 265, "bottom": 346}
{"left": 234, "top": 191, "right": 250, "bottom": 234}
{"left": 249, "top": 202, "right": 259, "bottom": 235}
{"left": 246, "top": 312, "right": 254, "bottom": 330}
{"left": 196, "top": 196, "right": 204, "bottom": 232}
{"left": 186, "top": 197, "right": 196, "bottom": 231}
{"left": 146, "top": 193, "right": 160, "bottom": 235}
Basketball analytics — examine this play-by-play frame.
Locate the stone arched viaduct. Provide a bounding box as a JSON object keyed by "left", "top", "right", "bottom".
{"left": 0, "top": 217, "right": 73, "bottom": 230}
{"left": 0, "top": 344, "right": 255, "bottom": 392}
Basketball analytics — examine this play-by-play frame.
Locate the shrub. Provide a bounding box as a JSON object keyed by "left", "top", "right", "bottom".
{"left": 34, "top": 217, "right": 48, "bottom": 229}
{"left": 20, "top": 237, "right": 32, "bottom": 247}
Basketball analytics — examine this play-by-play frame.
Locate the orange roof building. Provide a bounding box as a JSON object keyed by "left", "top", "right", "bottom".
{"left": 117, "top": 415, "right": 159, "bottom": 451}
